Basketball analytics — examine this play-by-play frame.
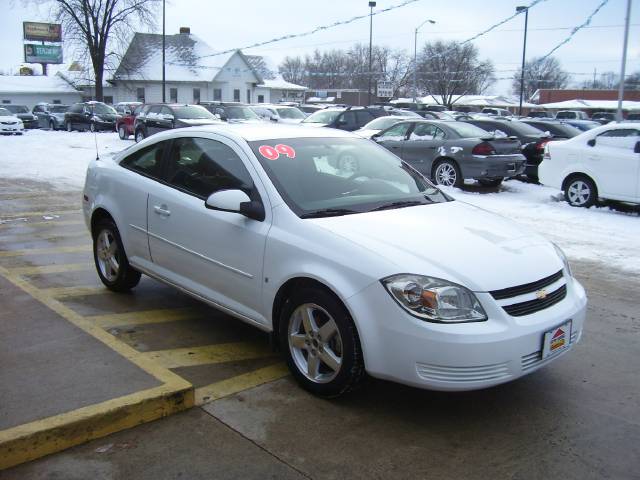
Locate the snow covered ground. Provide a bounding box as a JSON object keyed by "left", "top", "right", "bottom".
{"left": 1, "top": 130, "right": 639, "bottom": 273}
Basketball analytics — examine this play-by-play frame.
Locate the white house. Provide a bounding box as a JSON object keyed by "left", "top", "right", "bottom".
{"left": 0, "top": 74, "right": 82, "bottom": 108}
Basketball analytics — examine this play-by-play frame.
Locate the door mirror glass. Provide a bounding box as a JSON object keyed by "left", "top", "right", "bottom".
{"left": 587, "top": 138, "right": 596, "bottom": 147}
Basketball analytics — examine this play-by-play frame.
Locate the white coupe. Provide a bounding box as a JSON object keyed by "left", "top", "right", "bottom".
{"left": 83, "top": 124, "right": 587, "bottom": 397}
{"left": 539, "top": 123, "right": 640, "bottom": 207}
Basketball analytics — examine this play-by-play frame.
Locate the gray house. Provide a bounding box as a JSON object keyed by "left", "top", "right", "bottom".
{"left": 106, "top": 28, "right": 306, "bottom": 104}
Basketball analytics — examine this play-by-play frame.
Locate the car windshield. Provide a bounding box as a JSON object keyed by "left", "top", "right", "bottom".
{"left": 361, "top": 116, "right": 404, "bottom": 131}
{"left": 249, "top": 137, "right": 449, "bottom": 218}
{"left": 173, "top": 105, "right": 215, "bottom": 119}
{"left": 0, "top": 108, "right": 11, "bottom": 116}
{"left": 224, "top": 106, "right": 260, "bottom": 120}
{"left": 525, "top": 122, "right": 581, "bottom": 138}
{"left": 50, "top": 105, "right": 69, "bottom": 113}
{"left": 276, "top": 107, "right": 305, "bottom": 120}
{"left": 302, "top": 110, "right": 343, "bottom": 124}
{"left": 4, "top": 105, "right": 29, "bottom": 113}
{"left": 506, "top": 121, "right": 547, "bottom": 136}
{"left": 91, "top": 103, "right": 117, "bottom": 115}
{"left": 446, "top": 122, "right": 492, "bottom": 138}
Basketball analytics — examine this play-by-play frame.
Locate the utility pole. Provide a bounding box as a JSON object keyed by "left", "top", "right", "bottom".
{"left": 162, "top": 0, "right": 166, "bottom": 103}
{"left": 413, "top": 19, "right": 436, "bottom": 104}
{"left": 516, "top": 6, "right": 529, "bottom": 116}
{"left": 367, "top": 1, "right": 376, "bottom": 105}
{"left": 616, "top": 0, "right": 632, "bottom": 121}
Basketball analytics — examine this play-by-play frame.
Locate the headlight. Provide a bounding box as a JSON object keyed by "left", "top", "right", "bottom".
{"left": 381, "top": 274, "right": 487, "bottom": 323}
{"left": 553, "top": 243, "right": 572, "bottom": 277}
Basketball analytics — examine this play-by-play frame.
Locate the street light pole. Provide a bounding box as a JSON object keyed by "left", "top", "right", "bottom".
{"left": 162, "top": 0, "right": 166, "bottom": 103}
{"left": 367, "top": 1, "right": 376, "bottom": 105}
{"left": 616, "top": 0, "right": 632, "bottom": 121}
{"left": 516, "top": 6, "right": 529, "bottom": 116}
{"left": 413, "top": 19, "right": 436, "bottom": 104}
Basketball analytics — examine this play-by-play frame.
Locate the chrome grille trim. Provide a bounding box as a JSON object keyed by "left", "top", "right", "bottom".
{"left": 521, "top": 330, "right": 578, "bottom": 372}
{"left": 490, "top": 270, "right": 563, "bottom": 300}
{"left": 502, "top": 285, "right": 567, "bottom": 317}
{"left": 416, "top": 361, "right": 511, "bottom": 383}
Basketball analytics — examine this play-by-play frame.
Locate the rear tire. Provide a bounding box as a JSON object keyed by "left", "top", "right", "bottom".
{"left": 66, "top": 121, "right": 72, "bottom": 132}
{"left": 93, "top": 218, "right": 141, "bottom": 292}
{"left": 478, "top": 178, "right": 503, "bottom": 188}
{"left": 118, "top": 125, "right": 129, "bottom": 140}
{"left": 432, "top": 159, "right": 463, "bottom": 187}
{"left": 90, "top": 122, "right": 97, "bottom": 133}
{"left": 564, "top": 175, "right": 597, "bottom": 208}
{"left": 135, "top": 129, "right": 145, "bottom": 142}
{"left": 49, "top": 120, "right": 55, "bottom": 131}
{"left": 279, "top": 287, "right": 365, "bottom": 398}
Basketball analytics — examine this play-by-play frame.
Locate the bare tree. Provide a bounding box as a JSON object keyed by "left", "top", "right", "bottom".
{"left": 416, "top": 40, "right": 495, "bottom": 107}
{"left": 624, "top": 70, "right": 640, "bottom": 90}
{"left": 512, "top": 56, "right": 570, "bottom": 100}
{"left": 31, "top": 0, "right": 158, "bottom": 100}
{"left": 279, "top": 56, "right": 306, "bottom": 86}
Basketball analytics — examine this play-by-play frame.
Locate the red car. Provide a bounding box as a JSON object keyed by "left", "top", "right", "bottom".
{"left": 115, "top": 102, "right": 143, "bottom": 139}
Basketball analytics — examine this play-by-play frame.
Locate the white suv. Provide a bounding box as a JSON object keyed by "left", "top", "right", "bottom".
{"left": 83, "top": 124, "right": 587, "bottom": 396}
{"left": 539, "top": 124, "right": 640, "bottom": 207}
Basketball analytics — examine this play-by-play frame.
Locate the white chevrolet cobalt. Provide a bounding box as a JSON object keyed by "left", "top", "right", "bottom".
{"left": 83, "top": 124, "right": 587, "bottom": 397}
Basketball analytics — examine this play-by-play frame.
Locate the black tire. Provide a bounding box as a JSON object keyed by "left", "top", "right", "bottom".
{"left": 279, "top": 287, "right": 365, "bottom": 398}
{"left": 135, "top": 129, "right": 145, "bottom": 142}
{"left": 564, "top": 175, "right": 597, "bottom": 208}
{"left": 90, "top": 122, "right": 97, "bottom": 133}
{"left": 118, "top": 125, "right": 129, "bottom": 140}
{"left": 66, "top": 121, "right": 73, "bottom": 132}
{"left": 478, "top": 178, "right": 503, "bottom": 188}
{"left": 93, "top": 218, "right": 141, "bottom": 292}
{"left": 432, "top": 159, "right": 463, "bottom": 187}
{"left": 49, "top": 120, "right": 55, "bottom": 131}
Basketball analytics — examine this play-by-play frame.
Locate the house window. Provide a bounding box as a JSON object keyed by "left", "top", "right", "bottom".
{"left": 246, "top": 89, "right": 251, "bottom": 103}
{"left": 213, "top": 88, "right": 222, "bottom": 101}
{"left": 257, "top": 95, "right": 264, "bottom": 103}
{"left": 170, "top": 88, "right": 178, "bottom": 103}
{"left": 52, "top": 99, "right": 61, "bottom": 104}
{"left": 104, "top": 96, "right": 113, "bottom": 104}
{"left": 193, "top": 88, "right": 200, "bottom": 103}
{"left": 137, "top": 87, "right": 145, "bottom": 103}
{"left": 233, "top": 89, "right": 240, "bottom": 102}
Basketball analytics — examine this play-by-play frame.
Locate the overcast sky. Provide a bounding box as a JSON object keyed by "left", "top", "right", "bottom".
{"left": 2, "top": 0, "right": 639, "bottom": 95}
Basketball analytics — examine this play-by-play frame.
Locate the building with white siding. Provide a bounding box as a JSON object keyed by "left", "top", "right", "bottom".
{"left": 0, "top": 74, "right": 82, "bottom": 108}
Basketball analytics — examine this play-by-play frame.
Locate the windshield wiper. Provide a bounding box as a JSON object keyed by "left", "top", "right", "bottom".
{"left": 300, "top": 208, "right": 360, "bottom": 219}
{"left": 369, "top": 200, "right": 426, "bottom": 212}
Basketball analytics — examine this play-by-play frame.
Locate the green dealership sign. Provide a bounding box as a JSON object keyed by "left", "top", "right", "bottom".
{"left": 24, "top": 44, "right": 63, "bottom": 64}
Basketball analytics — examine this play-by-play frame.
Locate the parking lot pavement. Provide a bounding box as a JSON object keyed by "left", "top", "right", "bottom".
{"left": 1, "top": 179, "right": 639, "bottom": 479}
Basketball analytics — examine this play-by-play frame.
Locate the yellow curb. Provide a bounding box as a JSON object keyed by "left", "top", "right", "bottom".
{"left": 141, "top": 342, "right": 276, "bottom": 369}
{"left": 88, "top": 307, "right": 201, "bottom": 329}
{"left": 6, "top": 263, "right": 94, "bottom": 276}
{"left": 0, "top": 245, "right": 91, "bottom": 258}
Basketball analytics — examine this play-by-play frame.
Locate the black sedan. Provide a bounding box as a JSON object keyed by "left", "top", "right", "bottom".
{"left": 64, "top": 102, "right": 118, "bottom": 132}
{"left": 3, "top": 105, "right": 39, "bottom": 129}
{"left": 519, "top": 120, "right": 582, "bottom": 140}
{"left": 372, "top": 120, "right": 525, "bottom": 188}
{"left": 134, "top": 104, "right": 221, "bottom": 142}
{"left": 462, "top": 118, "right": 551, "bottom": 182}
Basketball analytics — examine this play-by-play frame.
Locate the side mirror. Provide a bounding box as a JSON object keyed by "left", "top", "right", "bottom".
{"left": 270, "top": 115, "right": 279, "bottom": 122}
{"left": 371, "top": 133, "right": 381, "bottom": 141}
{"left": 124, "top": 109, "right": 132, "bottom": 115}
{"left": 587, "top": 138, "right": 596, "bottom": 147}
{"left": 635, "top": 140, "right": 640, "bottom": 154}
{"left": 205, "top": 189, "right": 265, "bottom": 221}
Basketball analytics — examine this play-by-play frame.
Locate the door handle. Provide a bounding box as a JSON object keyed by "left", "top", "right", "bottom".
{"left": 153, "top": 205, "right": 171, "bottom": 217}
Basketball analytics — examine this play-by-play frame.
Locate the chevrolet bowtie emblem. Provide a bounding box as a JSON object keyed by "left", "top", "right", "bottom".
{"left": 535, "top": 289, "right": 548, "bottom": 300}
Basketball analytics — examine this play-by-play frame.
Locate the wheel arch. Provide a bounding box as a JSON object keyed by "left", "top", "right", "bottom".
{"left": 90, "top": 207, "right": 115, "bottom": 239}
{"left": 431, "top": 156, "right": 459, "bottom": 175}
{"left": 561, "top": 172, "right": 598, "bottom": 193}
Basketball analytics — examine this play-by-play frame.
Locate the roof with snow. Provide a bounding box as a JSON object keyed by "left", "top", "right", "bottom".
{"left": 538, "top": 99, "right": 640, "bottom": 110}
{"left": 237, "top": 54, "right": 306, "bottom": 90}
{"left": 113, "top": 32, "right": 236, "bottom": 82}
{"left": 392, "top": 95, "right": 537, "bottom": 108}
{"left": 0, "top": 75, "right": 80, "bottom": 94}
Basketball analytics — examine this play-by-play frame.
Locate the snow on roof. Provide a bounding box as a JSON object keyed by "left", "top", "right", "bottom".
{"left": 258, "top": 78, "right": 307, "bottom": 91}
{"left": 0, "top": 75, "right": 80, "bottom": 94}
{"left": 246, "top": 54, "right": 307, "bottom": 91}
{"left": 538, "top": 99, "right": 640, "bottom": 110}
{"left": 391, "top": 95, "right": 536, "bottom": 108}
{"left": 113, "top": 32, "right": 236, "bottom": 82}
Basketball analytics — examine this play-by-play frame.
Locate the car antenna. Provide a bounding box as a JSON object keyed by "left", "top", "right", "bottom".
{"left": 93, "top": 120, "right": 100, "bottom": 161}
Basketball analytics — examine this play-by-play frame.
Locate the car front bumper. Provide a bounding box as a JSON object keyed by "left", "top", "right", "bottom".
{"left": 346, "top": 276, "right": 587, "bottom": 391}
{"left": 94, "top": 120, "right": 116, "bottom": 131}
{"left": 0, "top": 123, "right": 24, "bottom": 134}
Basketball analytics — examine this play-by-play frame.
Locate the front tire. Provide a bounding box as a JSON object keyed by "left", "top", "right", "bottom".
{"left": 90, "top": 122, "right": 97, "bottom": 133}
{"left": 49, "top": 120, "right": 56, "bottom": 131}
{"left": 93, "top": 219, "right": 141, "bottom": 292}
{"left": 564, "top": 175, "right": 597, "bottom": 208}
{"left": 66, "top": 121, "right": 73, "bottom": 132}
{"left": 432, "top": 159, "right": 463, "bottom": 187}
{"left": 118, "top": 125, "right": 129, "bottom": 140}
{"left": 279, "top": 287, "right": 365, "bottom": 398}
{"left": 135, "top": 129, "right": 145, "bottom": 142}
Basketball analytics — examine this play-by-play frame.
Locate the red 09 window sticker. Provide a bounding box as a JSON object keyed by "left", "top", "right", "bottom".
{"left": 258, "top": 144, "right": 296, "bottom": 160}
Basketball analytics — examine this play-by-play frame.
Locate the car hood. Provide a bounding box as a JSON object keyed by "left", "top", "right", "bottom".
{"left": 0, "top": 115, "right": 20, "bottom": 122}
{"left": 354, "top": 128, "right": 380, "bottom": 138}
{"left": 177, "top": 118, "right": 222, "bottom": 126}
{"left": 277, "top": 118, "right": 304, "bottom": 124}
{"left": 307, "top": 200, "right": 562, "bottom": 292}
{"left": 16, "top": 113, "right": 36, "bottom": 120}
{"left": 301, "top": 122, "right": 329, "bottom": 128}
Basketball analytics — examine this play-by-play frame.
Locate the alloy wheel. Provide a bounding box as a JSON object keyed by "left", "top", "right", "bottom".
{"left": 96, "top": 230, "right": 120, "bottom": 282}
{"left": 435, "top": 162, "right": 457, "bottom": 187}
{"left": 567, "top": 180, "right": 591, "bottom": 206}
{"left": 135, "top": 131, "right": 144, "bottom": 142}
{"left": 288, "top": 303, "right": 343, "bottom": 383}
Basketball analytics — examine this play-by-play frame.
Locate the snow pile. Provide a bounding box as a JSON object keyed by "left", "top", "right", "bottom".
{"left": 0, "top": 130, "right": 128, "bottom": 190}
{"left": 441, "top": 181, "right": 640, "bottom": 274}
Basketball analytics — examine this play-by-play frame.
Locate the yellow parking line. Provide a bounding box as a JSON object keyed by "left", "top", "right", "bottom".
{"left": 0, "top": 219, "right": 84, "bottom": 229}
{"left": 7, "top": 263, "right": 94, "bottom": 276}
{"left": 42, "top": 285, "right": 108, "bottom": 298}
{"left": 195, "top": 363, "right": 289, "bottom": 405}
{"left": 88, "top": 307, "right": 201, "bottom": 329}
{"left": 0, "top": 245, "right": 91, "bottom": 257}
{"left": 142, "top": 342, "right": 276, "bottom": 369}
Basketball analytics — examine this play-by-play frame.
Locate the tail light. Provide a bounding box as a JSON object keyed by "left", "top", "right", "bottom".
{"left": 472, "top": 142, "right": 496, "bottom": 156}
{"left": 543, "top": 144, "right": 551, "bottom": 160}
{"left": 536, "top": 139, "right": 550, "bottom": 152}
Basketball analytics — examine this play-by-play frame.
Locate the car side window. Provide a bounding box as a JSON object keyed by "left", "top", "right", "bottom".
{"left": 339, "top": 111, "right": 357, "bottom": 129}
{"left": 597, "top": 129, "right": 640, "bottom": 150}
{"left": 380, "top": 123, "right": 411, "bottom": 140}
{"left": 355, "top": 111, "right": 373, "bottom": 126}
{"left": 147, "top": 105, "right": 162, "bottom": 118}
{"left": 120, "top": 142, "right": 166, "bottom": 179}
{"left": 410, "top": 123, "right": 437, "bottom": 140}
{"left": 165, "top": 137, "right": 254, "bottom": 199}
{"left": 160, "top": 106, "right": 173, "bottom": 118}
{"left": 115, "top": 105, "right": 123, "bottom": 114}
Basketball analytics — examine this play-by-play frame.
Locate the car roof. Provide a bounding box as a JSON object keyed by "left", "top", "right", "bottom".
{"left": 159, "top": 123, "right": 360, "bottom": 141}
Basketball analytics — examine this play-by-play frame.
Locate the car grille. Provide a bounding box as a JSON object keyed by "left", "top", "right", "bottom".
{"left": 521, "top": 331, "right": 579, "bottom": 372}
{"left": 0, "top": 121, "right": 17, "bottom": 125}
{"left": 416, "top": 361, "right": 511, "bottom": 383}
{"left": 489, "top": 270, "right": 567, "bottom": 317}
